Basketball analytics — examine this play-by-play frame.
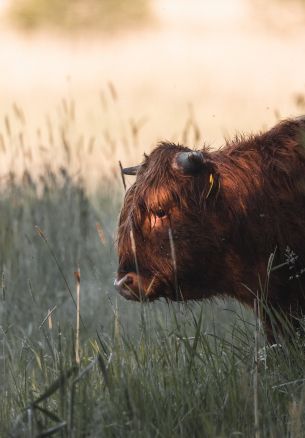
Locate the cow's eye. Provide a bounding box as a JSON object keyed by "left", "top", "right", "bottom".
{"left": 155, "top": 208, "right": 167, "bottom": 219}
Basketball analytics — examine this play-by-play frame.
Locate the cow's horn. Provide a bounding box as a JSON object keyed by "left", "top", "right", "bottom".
{"left": 122, "top": 165, "right": 140, "bottom": 175}
{"left": 174, "top": 151, "right": 205, "bottom": 175}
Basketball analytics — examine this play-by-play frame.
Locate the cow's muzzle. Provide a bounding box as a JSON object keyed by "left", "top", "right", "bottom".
{"left": 114, "top": 272, "right": 145, "bottom": 301}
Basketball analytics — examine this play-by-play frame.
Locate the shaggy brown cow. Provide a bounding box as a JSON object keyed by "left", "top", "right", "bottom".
{"left": 115, "top": 116, "right": 305, "bottom": 340}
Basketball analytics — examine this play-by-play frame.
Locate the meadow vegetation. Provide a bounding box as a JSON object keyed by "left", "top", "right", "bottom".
{"left": 1, "top": 94, "right": 305, "bottom": 437}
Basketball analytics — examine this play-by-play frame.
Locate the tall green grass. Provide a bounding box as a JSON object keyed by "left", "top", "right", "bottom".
{"left": 1, "top": 95, "right": 305, "bottom": 436}
{"left": 3, "top": 282, "right": 305, "bottom": 436}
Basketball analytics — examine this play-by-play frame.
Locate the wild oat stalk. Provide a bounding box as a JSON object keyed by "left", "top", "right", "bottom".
{"left": 39, "top": 305, "right": 57, "bottom": 329}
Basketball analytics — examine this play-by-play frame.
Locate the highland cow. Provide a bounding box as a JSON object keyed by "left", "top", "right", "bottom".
{"left": 115, "top": 117, "right": 305, "bottom": 340}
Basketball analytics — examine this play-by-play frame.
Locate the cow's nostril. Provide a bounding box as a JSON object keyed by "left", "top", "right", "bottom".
{"left": 124, "top": 275, "right": 134, "bottom": 286}
{"left": 114, "top": 273, "right": 138, "bottom": 291}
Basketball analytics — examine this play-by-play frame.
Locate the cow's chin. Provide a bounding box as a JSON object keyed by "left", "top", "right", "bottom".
{"left": 121, "top": 287, "right": 197, "bottom": 303}
{"left": 118, "top": 288, "right": 142, "bottom": 301}
{"left": 118, "top": 288, "right": 153, "bottom": 302}
{"left": 116, "top": 285, "right": 157, "bottom": 302}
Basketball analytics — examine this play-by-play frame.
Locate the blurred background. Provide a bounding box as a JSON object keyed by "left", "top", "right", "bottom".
{"left": 1, "top": 0, "right": 305, "bottom": 187}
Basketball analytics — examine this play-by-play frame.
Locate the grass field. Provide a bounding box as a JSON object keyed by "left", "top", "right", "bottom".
{"left": 2, "top": 0, "right": 305, "bottom": 434}
{"left": 1, "top": 98, "right": 305, "bottom": 437}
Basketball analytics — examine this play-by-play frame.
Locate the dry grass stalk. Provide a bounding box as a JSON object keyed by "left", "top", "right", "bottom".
{"left": 168, "top": 227, "right": 179, "bottom": 300}
{"left": 74, "top": 267, "right": 81, "bottom": 365}
{"left": 4, "top": 115, "right": 11, "bottom": 137}
{"left": 12, "top": 102, "right": 26, "bottom": 125}
{"left": 47, "top": 308, "right": 53, "bottom": 330}
{"left": 39, "top": 305, "right": 57, "bottom": 329}
{"left": 96, "top": 223, "right": 106, "bottom": 245}
{"left": 130, "top": 228, "right": 144, "bottom": 300}
{"left": 0, "top": 133, "right": 6, "bottom": 153}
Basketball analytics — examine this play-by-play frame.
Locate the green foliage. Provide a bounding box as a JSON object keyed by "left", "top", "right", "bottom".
{"left": 9, "top": 0, "right": 152, "bottom": 33}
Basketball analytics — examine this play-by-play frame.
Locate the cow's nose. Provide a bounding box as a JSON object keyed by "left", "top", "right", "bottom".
{"left": 114, "top": 272, "right": 139, "bottom": 295}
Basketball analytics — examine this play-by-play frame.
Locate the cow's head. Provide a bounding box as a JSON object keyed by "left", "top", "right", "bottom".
{"left": 115, "top": 142, "right": 229, "bottom": 302}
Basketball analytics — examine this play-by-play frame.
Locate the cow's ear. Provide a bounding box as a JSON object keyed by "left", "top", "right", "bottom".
{"left": 174, "top": 151, "right": 207, "bottom": 175}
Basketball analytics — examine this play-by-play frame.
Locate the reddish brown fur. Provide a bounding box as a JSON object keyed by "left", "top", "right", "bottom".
{"left": 116, "top": 117, "right": 305, "bottom": 340}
